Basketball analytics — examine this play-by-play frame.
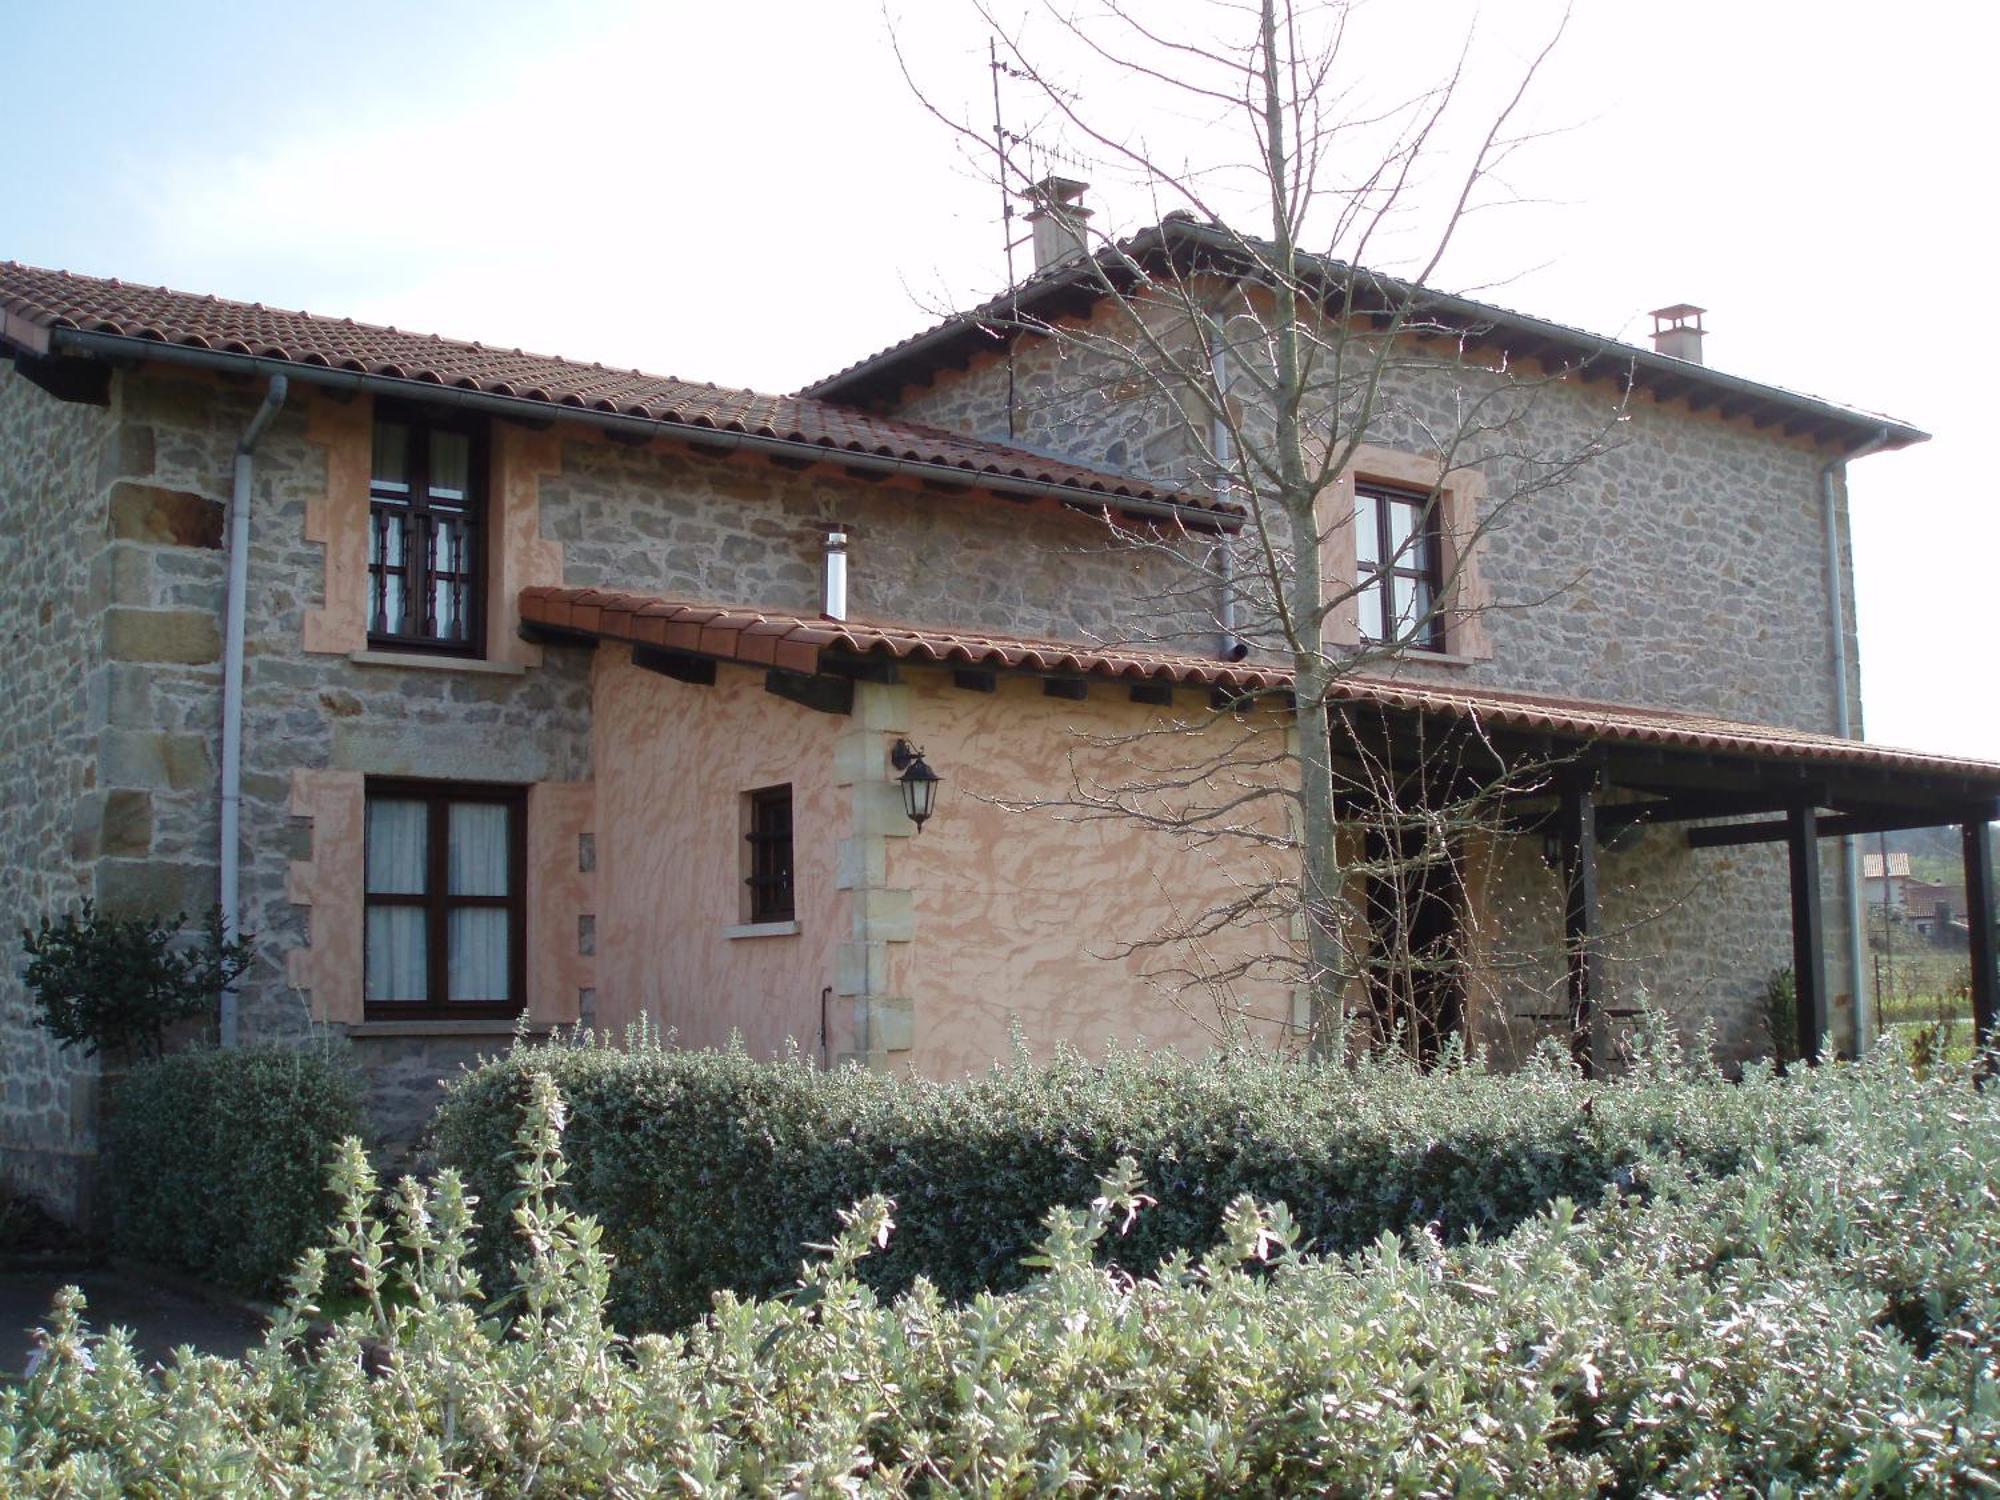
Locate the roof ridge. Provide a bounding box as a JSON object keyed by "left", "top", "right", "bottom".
{"left": 797, "top": 221, "right": 1925, "bottom": 446}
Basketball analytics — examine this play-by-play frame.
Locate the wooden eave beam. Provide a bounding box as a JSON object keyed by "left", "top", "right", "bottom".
{"left": 820, "top": 652, "right": 900, "bottom": 684}
{"left": 1688, "top": 798, "right": 2000, "bottom": 849}
{"left": 632, "top": 645, "right": 717, "bottom": 685}
{"left": 764, "top": 669, "right": 854, "bottom": 716}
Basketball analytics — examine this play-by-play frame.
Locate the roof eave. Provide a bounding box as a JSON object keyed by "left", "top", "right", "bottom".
{"left": 33, "top": 327, "right": 1237, "bottom": 533}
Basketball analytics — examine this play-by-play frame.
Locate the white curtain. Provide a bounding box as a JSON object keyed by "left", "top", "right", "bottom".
{"left": 448, "top": 802, "right": 512, "bottom": 1002}
{"left": 428, "top": 430, "right": 470, "bottom": 501}
{"left": 365, "top": 800, "right": 428, "bottom": 1002}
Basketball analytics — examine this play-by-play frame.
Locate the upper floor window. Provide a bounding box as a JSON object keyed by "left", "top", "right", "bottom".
{"left": 1354, "top": 481, "right": 1443, "bottom": 650}
{"left": 364, "top": 780, "right": 524, "bottom": 1018}
{"left": 369, "top": 409, "right": 485, "bottom": 653}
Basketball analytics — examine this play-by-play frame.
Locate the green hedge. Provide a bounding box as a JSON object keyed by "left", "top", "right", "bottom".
{"left": 104, "top": 1044, "right": 363, "bottom": 1293}
{"left": 433, "top": 1031, "right": 1835, "bottom": 1330}
{"left": 8, "top": 1056, "right": 1997, "bottom": 1494}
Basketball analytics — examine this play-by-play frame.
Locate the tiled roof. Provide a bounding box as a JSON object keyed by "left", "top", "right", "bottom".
{"left": 0, "top": 260, "right": 1222, "bottom": 516}
{"left": 521, "top": 585, "right": 2000, "bottom": 785}
{"left": 802, "top": 220, "right": 1927, "bottom": 452}
{"left": 518, "top": 586, "right": 1290, "bottom": 692}
{"left": 1326, "top": 677, "right": 2000, "bottom": 783}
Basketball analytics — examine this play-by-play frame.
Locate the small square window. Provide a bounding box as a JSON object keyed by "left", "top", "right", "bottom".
{"left": 743, "top": 785, "right": 795, "bottom": 925}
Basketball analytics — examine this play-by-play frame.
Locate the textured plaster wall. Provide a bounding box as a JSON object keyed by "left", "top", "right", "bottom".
{"left": 0, "top": 365, "right": 116, "bottom": 1219}
{"left": 589, "top": 653, "right": 1293, "bottom": 1076}
{"left": 893, "top": 671, "right": 1294, "bottom": 1075}
{"left": 592, "top": 649, "right": 845, "bottom": 1055}
{"left": 882, "top": 296, "right": 1870, "bottom": 1055}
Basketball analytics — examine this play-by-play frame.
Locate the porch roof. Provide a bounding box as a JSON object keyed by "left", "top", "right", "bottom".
{"left": 520, "top": 584, "right": 2000, "bottom": 790}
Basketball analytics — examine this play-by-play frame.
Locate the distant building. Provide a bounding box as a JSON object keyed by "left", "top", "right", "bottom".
{"left": 1862, "top": 850, "right": 1911, "bottom": 912}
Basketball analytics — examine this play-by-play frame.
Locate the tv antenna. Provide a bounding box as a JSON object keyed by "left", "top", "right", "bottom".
{"left": 989, "top": 40, "right": 1095, "bottom": 439}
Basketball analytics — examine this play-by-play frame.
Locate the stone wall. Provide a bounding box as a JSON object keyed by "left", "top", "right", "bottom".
{"left": 0, "top": 364, "right": 117, "bottom": 1220}
{"left": 539, "top": 434, "right": 1209, "bottom": 650}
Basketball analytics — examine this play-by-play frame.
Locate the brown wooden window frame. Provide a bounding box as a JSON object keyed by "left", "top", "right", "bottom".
{"left": 1355, "top": 480, "right": 1446, "bottom": 651}
{"left": 743, "top": 785, "right": 796, "bottom": 925}
{"left": 368, "top": 403, "right": 489, "bottom": 656}
{"left": 363, "top": 778, "right": 526, "bottom": 1020}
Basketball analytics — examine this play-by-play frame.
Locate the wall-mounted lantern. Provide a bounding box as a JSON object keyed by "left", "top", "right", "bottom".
{"left": 891, "top": 739, "right": 941, "bottom": 831}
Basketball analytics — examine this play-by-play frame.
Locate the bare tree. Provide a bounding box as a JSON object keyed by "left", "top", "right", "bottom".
{"left": 897, "top": 0, "right": 1626, "bottom": 1055}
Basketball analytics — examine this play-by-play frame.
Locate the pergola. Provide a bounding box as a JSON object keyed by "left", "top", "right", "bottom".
{"left": 1327, "top": 677, "right": 2000, "bottom": 1072}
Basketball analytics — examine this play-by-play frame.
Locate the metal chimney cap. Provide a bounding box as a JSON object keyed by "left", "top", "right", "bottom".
{"left": 1028, "top": 175, "right": 1090, "bottom": 208}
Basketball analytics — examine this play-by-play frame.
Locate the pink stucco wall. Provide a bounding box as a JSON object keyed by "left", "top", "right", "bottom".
{"left": 591, "top": 648, "right": 845, "bottom": 1054}
{"left": 891, "top": 671, "right": 1293, "bottom": 1074}
{"left": 588, "top": 650, "right": 1294, "bottom": 1073}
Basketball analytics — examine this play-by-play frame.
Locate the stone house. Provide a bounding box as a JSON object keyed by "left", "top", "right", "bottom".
{"left": 5, "top": 223, "right": 1999, "bottom": 1223}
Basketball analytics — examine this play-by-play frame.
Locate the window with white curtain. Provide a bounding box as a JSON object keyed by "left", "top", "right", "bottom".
{"left": 364, "top": 781, "right": 524, "bottom": 1016}
{"left": 368, "top": 407, "right": 485, "bottom": 654}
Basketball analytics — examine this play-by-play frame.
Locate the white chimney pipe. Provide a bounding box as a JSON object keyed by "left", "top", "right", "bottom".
{"left": 822, "top": 527, "right": 848, "bottom": 620}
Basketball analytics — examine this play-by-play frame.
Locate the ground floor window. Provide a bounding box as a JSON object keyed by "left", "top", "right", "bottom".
{"left": 364, "top": 779, "right": 525, "bottom": 1017}
{"left": 743, "top": 785, "right": 795, "bottom": 924}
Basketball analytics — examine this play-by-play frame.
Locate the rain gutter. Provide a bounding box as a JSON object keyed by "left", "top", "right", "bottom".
{"left": 48, "top": 329, "right": 1233, "bottom": 533}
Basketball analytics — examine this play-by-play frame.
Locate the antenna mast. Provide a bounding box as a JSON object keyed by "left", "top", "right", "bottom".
{"left": 990, "top": 37, "right": 1019, "bottom": 440}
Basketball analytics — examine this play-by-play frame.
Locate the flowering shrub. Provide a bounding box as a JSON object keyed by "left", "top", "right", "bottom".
{"left": 6, "top": 1054, "right": 1999, "bottom": 1494}
{"left": 434, "top": 1028, "right": 1836, "bottom": 1330}
{"left": 104, "top": 1044, "right": 363, "bottom": 1292}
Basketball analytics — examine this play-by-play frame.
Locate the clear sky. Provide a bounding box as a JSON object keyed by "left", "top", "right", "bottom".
{"left": 4, "top": 0, "right": 1988, "bottom": 755}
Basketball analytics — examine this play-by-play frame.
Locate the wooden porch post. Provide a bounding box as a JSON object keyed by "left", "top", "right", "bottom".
{"left": 1788, "top": 804, "right": 1827, "bottom": 1064}
{"left": 1558, "top": 768, "right": 1605, "bottom": 1077}
{"left": 1963, "top": 818, "right": 1997, "bottom": 1056}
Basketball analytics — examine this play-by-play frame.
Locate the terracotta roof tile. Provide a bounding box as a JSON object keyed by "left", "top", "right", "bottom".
{"left": 519, "top": 586, "right": 1289, "bottom": 694}
{"left": 520, "top": 584, "right": 2000, "bottom": 785}
{"left": 801, "top": 220, "right": 1926, "bottom": 452}
{"left": 0, "top": 260, "right": 1222, "bottom": 517}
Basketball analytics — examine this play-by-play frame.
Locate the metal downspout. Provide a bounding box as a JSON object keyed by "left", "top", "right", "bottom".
{"left": 219, "top": 375, "right": 289, "bottom": 1048}
{"left": 1824, "top": 427, "right": 1890, "bottom": 1055}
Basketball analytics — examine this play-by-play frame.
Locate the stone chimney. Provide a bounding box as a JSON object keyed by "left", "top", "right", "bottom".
{"left": 1649, "top": 304, "right": 1707, "bottom": 364}
{"left": 1026, "top": 177, "right": 1092, "bottom": 271}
